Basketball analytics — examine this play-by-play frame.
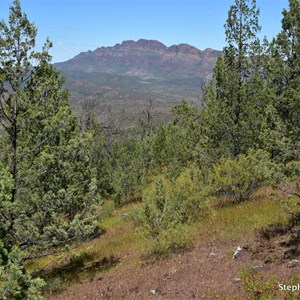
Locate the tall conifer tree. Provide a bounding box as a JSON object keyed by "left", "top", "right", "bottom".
{"left": 268, "top": 0, "right": 300, "bottom": 159}
{"left": 0, "top": 0, "right": 100, "bottom": 251}
{"left": 203, "top": 0, "right": 268, "bottom": 159}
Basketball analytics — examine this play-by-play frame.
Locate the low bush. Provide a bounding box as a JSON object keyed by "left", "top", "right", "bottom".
{"left": 277, "top": 159, "right": 300, "bottom": 222}
{"left": 168, "top": 166, "right": 211, "bottom": 222}
{"left": 211, "top": 149, "right": 279, "bottom": 203}
{"left": 134, "top": 166, "right": 210, "bottom": 256}
{"left": 148, "top": 224, "right": 193, "bottom": 257}
{"left": 0, "top": 241, "right": 45, "bottom": 300}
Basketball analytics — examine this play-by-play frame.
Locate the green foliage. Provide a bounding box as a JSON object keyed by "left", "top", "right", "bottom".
{"left": 0, "top": 163, "right": 13, "bottom": 241}
{"left": 242, "top": 271, "right": 277, "bottom": 300}
{"left": 0, "top": 162, "right": 44, "bottom": 299}
{"left": 171, "top": 101, "right": 203, "bottom": 151}
{"left": 79, "top": 114, "right": 112, "bottom": 196}
{"left": 171, "top": 101, "right": 212, "bottom": 168}
{"left": 211, "top": 149, "right": 279, "bottom": 203}
{"left": 284, "top": 160, "right": 300, "bottom": 180}
{"left": 151, "top": 124, "right": 189, "bottom": 177}
{"left": 241, "top": 271, "right": 300, "bottom": 300}
{"left": 166, "top": 166, "right": 211, "bottom": 222}
{"left": 0, "top": 163, "right": 13, "bottom": 202}
{"left": 134, "top": 166, "right": 210, "bottom": 255}
{"left": 135, "top": 179, "right": 180, "bottom": 241}
{"left": 203, "top": 0, "right": 272, "bottom": 159}
{"left": 0, "top": 1, "right": 299, "bottom": 294}
{"left": 94, "top": 200, "right": 115, "bottom": 220}
{"left": 269, "top": 0, "right": 300, "bottom": 151}
{"left": 108, "top": 139, "right": 142, "bottom": 205}
{"left": 134, "top": 180, "right": 180, "bottom": 256}
{"left": 146, "top": 224, "right": 193, "bottom": 257}
{"left": 259, "top": 104, "right": 296, "bottom": 162}
{"left": 145, "top": 112, "right": 210, "bottom": 180}
{"left": 0, "top": 241, "right": 45, "bottom": 300}
{"left": 276, "top": 159, "right": 300, "bottom": 220}
{"left": 0, "top": 0, "right": 101, "bottom": 251}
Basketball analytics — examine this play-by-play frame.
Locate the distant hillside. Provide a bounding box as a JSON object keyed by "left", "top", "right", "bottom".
{"left": 54, "top": 39, "right": 221, "bottom": 124}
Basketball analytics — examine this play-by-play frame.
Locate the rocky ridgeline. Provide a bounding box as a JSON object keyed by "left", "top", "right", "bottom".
{"left": 55, "top": 39, "right": 220, "bottom": 80}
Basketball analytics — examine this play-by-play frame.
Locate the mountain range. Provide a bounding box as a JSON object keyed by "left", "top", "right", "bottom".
{"left": 54, "top": 39, "right": 221, "bottom": 124}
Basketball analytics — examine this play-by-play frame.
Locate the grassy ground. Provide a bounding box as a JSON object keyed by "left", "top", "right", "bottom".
{"left": 198, "top": 188, "right": 289, "bottom": 243}
{"left": 26, "top": 187, "right": 291, "bottom": 296}
{"left": 25, "top": 201, "right": 147, "bottom": 292}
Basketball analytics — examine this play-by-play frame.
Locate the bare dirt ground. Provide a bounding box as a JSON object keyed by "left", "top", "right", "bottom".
{"left": 47, "top": 231, "right": 300, "bottom": 300}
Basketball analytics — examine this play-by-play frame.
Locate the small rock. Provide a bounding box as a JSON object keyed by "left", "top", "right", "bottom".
{"left": 287, "top": 259, "right": 300, "bottom": 268}
{"left": 233, "top": 246, "right": 242, "bottom": 259}
{"left": 150, "top": 289, "right": 156, "bottom": 295}
{"left": 121, "top": 213, "right": 129, "bottom": 220}
{"left": 233, "top": 277, "right": 242, "bottom": 283}
{"left": 252, "top": 264, "right": 265, "bottom": 271}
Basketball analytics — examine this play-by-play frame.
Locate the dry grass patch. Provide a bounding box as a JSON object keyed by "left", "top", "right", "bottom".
{"left": 27, "top": 187, "right": 290, "bottom": 296}
{"left": 26, "top": 201, "right": 146, "bottom": 293}
{"left": 196, "top": 189, "right": 289, "bottom": 243}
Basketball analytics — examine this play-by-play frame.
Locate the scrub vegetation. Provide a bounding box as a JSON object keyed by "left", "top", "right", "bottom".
{"left": 0, "top": 0, "right": 299, "bottom": 298}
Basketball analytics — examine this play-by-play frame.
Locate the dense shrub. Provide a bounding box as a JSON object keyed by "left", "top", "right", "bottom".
{"left": 277, "top": 159, "right": 300, "bottom": 221}
{"left": 0, "top": 163, "right": 44, "bottom": 299}
{"left": 134, "top": 166, "right": 210, "bottom": 255}
{"left": 108, "top": 140, "right": 143, "bottom": 205}
{"left": 147, "top": 224, "right": 193, "bottom": 257}
{"left": 211, "top": 149, "right": 279, "bottom": 203}
{"left": 0, "top": 242, "right": 45, "bottom": 300}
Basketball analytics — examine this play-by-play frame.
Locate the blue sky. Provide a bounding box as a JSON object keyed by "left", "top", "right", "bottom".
{"left": 0, "top": 0, "right": 289, "bottom": 63}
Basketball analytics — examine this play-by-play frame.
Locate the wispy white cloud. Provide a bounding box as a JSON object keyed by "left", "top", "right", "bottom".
{"left": 56, "top": 41, "right": 65, "bottom": 46}
{"left": 43, "top": 24, "right": 78, "bottom": 31}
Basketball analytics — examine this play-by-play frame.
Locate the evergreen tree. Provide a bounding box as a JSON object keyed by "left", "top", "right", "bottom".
{"left": 0, "top": 0, "right": 37, "bottom": 205}
{"left": 0, "top": 163, "right": 45, "bottom": 300}
{"left": 108, "top": 138, "right": 142, "bottom": 205}
{"left": 0, "top": 0, "right": 100, "bottom": 251}
{"left": 268, "top": 0, "right": 300, "bottom": 160}
{"left": 203, "top": 0, "right": 269, "bottom": 159}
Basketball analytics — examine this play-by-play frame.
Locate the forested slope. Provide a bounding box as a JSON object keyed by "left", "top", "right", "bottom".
{"left": 0, "top": 0, "right": 299, "bottom": 299}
